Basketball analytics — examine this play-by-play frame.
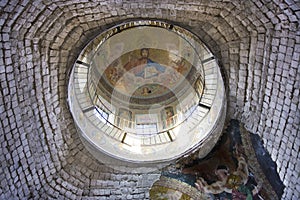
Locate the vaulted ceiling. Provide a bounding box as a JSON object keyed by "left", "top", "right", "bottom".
{"left": 0, "top": 1, "right": 299, "bottom": 199}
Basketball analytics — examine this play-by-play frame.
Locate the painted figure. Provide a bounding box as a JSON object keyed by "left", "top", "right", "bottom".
{"left": 195, "top": 147, "right": 261, "bottom": 199}
{"left": 117, "top": 108, "right": 132, "bottom": 128}
{"left": 162, "top": 106, "right": 176, "bottom": 128}
{"left": 194, "top": 76, "right": 204, "bottom": 98}
{"left": 124, "top": 48, "right": 166, "bottom": 78}
{"left": 141, "top": 86, "right": 151, "bottom": 96}
{"left": 106, "top": 60, "right": 123, "bottom": 84}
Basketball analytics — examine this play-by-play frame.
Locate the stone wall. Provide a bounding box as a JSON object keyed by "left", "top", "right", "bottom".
{"left": 0, "top": 0, "right": 299, "bottom": 199}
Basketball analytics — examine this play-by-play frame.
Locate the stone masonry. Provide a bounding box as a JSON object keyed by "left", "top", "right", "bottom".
{"left": 0, "top": 0, "right": 299, "bottom": 199}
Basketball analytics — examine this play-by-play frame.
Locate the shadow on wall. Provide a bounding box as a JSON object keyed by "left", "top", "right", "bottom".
{"left": 250, "top": 132, "right": 285, "bottom": 197}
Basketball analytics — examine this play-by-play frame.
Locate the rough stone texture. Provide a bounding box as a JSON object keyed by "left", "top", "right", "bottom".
{"left": 0, "top": 0, "right": 299, "bottom": 199}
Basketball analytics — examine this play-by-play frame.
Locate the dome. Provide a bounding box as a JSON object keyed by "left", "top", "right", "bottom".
{"left": 68, "top": 20, "right": 226, "bottom": 170}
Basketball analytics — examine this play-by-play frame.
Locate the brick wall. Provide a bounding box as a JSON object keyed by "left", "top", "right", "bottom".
{"left": 0, "top": 0, "right": 299, "bottom": 199}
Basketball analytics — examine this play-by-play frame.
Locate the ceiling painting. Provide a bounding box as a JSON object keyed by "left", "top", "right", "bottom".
{"left": 102, "top": 48, "right": 192, "bottom": 99}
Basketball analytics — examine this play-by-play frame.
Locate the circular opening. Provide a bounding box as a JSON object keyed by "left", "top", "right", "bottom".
{"left": 68, "top": 20, "right": 226, "bottom": 168}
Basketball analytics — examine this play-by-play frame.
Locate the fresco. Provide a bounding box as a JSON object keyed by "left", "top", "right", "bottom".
{"left": 161, "top": 106, "right": 176, "bottom": 128}
{"left": 150, "top": 185, "right": 196, "bottom": 200}
{"left": 116, "top": 108, "right": 132, "bottom": 128}
{"left": 150, "top": 120, "right": 283, "bottom": 200}
{"left": 103, "top": 48, "right": 192, "bottom": 99}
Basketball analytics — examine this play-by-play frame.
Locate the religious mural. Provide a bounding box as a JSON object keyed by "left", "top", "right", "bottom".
{"left": 194, "top": 76, "right": 204, "bottom": 99}
{"left": 150, "top": 120, "right": 283, "bottom": 200}
{"left": 161, "top": 106, "right": 176, "bottom": 128}
{"left": 116, "top": 108, "right": 132, "bottom": 128}
{"left": 102, "top": 48, "right": 191, "bottom": 99}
